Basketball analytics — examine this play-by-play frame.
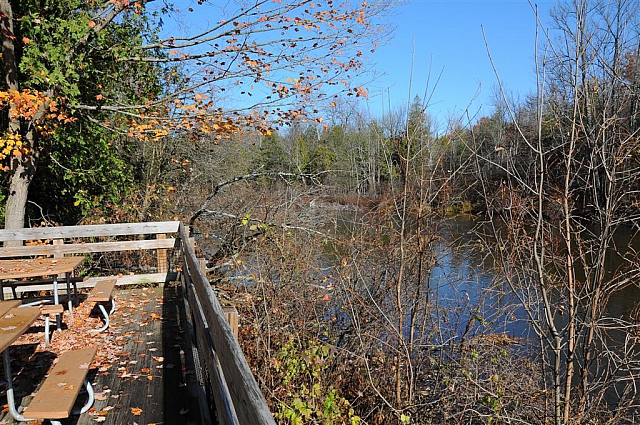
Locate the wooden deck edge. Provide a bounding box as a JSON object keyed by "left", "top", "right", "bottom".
{"left": 2, "top": 272, "right": 178, "bottom": 297}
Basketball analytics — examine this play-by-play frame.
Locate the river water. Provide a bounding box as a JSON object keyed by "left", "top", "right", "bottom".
{"left": 325, "top": 212, "right": 640, "bottom": 342}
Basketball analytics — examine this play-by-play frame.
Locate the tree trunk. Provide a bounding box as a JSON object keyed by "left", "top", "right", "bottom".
{"left": 5, "top": 158, "right": 32, "bottom": 230}
{"left": 0, "top": 0, "right": 18, "bottom": 90}
{"left": 1, "top": 0, "right": 36, "bottom": 238}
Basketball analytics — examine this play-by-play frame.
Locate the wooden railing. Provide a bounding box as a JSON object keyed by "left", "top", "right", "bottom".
{"left": 0, "top": 221, "right": 275, "bottom": 425}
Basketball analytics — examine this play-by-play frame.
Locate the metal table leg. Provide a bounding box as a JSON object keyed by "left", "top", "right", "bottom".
{"left": 52, "top": 276, "right": 61, "bottom": 331}
{"left": 65, "top": 274, "right": 73, "bottom": 319}
{"left": 4, "top": 350, "right": 27, "bottom": 421}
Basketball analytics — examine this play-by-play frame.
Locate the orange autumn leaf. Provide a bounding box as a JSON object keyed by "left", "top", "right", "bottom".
{"left": 22, "top": 37, "right": 31, "bottom": 45}
{"left": 131, "top": 407, "right": 143, "bottom": 416}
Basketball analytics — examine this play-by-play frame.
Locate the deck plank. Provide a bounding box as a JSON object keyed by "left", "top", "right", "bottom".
{"left": 0, "top": 284, "right": 204, "bottom": 425}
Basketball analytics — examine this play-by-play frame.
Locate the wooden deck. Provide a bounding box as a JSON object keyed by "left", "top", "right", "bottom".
{"left": 0, "top": 283, "right": 205, "bottom": 425}
{"left": 0, "top": 221, "right": 275, "bottom": 424}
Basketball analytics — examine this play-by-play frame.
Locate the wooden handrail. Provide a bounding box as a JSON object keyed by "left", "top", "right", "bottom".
{"left": 178, "top": 222, "right": 275, "bottom": 425}
{"left": 0, "top": 221, "right": 180, "bottom": 242}
{"left": 0, "top": 238, "right": 178, "bottom": 258}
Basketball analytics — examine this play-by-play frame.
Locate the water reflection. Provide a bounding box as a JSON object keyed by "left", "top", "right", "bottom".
{"left": 326, "top": 212, "right": 640, "bottom": 342}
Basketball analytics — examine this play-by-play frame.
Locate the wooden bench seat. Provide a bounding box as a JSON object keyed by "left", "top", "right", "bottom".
{"left": 21, "top": 346, "right": 97, "bottom": 423}
{"left": 87, "top": 279, "right": 117, "bottom": 333}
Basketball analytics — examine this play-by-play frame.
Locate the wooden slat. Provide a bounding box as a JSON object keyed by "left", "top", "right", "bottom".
{"left": 2, "top": 273, "right": 174, "bottom": 297}
{"left": 22, "top": 347, "right": 97, "bottom": 420}
{"left": 0, "top": 300, "right": 21, "bottom": 316}
{"left": 0, "top": 221, "right": 180, "bottom": 242}
{"left": 179, "top": 223, "right": 275, "bottom": 425}
{"left": 0, "top": 306, "right": 40, "bottom": 352}
{"left": 0, "top": 238, "right": 177, "bottom": 258}
{"left": 41, "top": 304, "right": 64, "bottom": 315}
{"left": 87, "top": 279, "right": 117, "bottom": 302}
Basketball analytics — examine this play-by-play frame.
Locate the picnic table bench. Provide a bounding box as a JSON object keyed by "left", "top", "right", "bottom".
{"left": 87, "top": 279, "right": 117, "bottom": 333}
{"left": 21, "top": 346, "right": 98, "bottom": 424}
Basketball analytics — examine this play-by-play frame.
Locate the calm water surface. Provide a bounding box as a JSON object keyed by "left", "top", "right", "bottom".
{"left": 327, "top": 213, "right": 640, "bottom": 340}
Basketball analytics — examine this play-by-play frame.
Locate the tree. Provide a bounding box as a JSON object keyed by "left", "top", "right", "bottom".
{"left": 474, "top": 0, "right": 640, "bottom": 423}
{"left": 0, "top": 0, "right": 389, "bottom": 230}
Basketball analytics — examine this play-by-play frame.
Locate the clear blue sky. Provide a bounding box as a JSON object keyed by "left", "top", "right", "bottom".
{"left": 162, "top": 0, "right": 558, "bottom": 130}
{"left": 364, "top": 0, "right": 557, "bottom": 128}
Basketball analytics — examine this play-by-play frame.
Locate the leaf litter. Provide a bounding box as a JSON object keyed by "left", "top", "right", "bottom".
{"left": 0, "top": 286, "right": 176, "bottom": 424}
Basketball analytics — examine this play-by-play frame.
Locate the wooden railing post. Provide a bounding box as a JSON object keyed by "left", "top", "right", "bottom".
{"left": 53, "top": 239, "right": 64, "bottom": 279}
{"left": 156, "top": 233, "right": 167, "bottom": 273}
{"left": 53, "top": 239, "right": 63, "bottom": 259}
{"left": 222, "top": 307, "right": 239, "bottom": 340}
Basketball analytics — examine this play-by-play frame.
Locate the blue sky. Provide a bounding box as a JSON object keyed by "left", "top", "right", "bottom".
{"left": 161, "top": 0, "right": 558, "bottom": 130}
{"left": 364, "top": 0, "right": 557, "bottom": 128}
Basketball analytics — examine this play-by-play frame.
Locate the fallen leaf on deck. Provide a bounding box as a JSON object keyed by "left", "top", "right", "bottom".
{"left": 93, "top": 417, "right": 106, "bottom": 422}
{"left": 79, "top": 362, "right": 90, "bottom": 369}
{"left": 1, "top": 326, "right": 16, "bottom": 331}
{"left": 131, "top": 407, "right": 143, "bottom": 416}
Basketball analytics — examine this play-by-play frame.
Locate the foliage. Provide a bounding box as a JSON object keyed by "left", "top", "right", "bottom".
{"left": 273, "top": 338, "right": 360, "bottom": 425}
{"left": 29, "top": 123, "right": 131, "bottom": 222}
{"left": 1, "top": 0, "right": 390, "bottom": 227}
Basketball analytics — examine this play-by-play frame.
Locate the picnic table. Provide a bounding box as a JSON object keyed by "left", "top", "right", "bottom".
{"left": 0, "top": 304, "right": 41, "bottom": 420}
{"left": 0, "top": 257, "right": 84, "bottom": 329}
